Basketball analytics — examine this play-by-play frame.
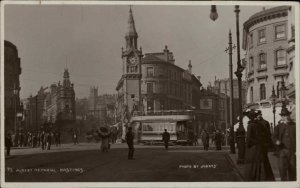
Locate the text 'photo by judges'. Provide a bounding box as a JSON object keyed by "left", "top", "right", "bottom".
{"left": 1, "top": 1, "right": 299, "bottom": 188}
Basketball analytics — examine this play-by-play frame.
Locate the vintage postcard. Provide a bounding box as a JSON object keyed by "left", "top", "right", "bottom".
{"left": 1, "top": 1, "right": 299, "bottom": 188}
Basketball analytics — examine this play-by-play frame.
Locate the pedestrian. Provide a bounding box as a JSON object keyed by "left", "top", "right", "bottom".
{"left": 274, "top": 107, "right": 296, "bottom": 181}
{"left": 244, "top": 109, "right": 275, "bottom": 181}
{"left": 214, "top": 129, "right": 222, "bottom": 150}
{"left": 162, "top": 129, "right": 170, "bottom": 150}
{"left": 201, "top": 130, "right": 209, "bottom": 151}
{"left": 5, "top": 132, "right": 13, "bottom": 157}
{"left": 98, "top": 126, "right": 110, "bottom": 152}
{"left": 125, "top": 127, "right": 135, "bottom": 160}
{"left": 73, "top": 131, "right": 79, "bottom": 145}
{"left": 41, "top": 131, "right": 45, "bottom": 150}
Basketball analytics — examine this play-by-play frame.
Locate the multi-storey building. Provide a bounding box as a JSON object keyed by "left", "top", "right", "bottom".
{"left": 22, "top": 69, "right": 76, "bottom": 131}
{"left": 242, "top": 6, "right": 291, "bottom": 105}
{"left": 213, "top": 78, "right": 247, "bottom": 126}
{"left": 88, "top": 86, "right": 117, "bottom": 125}
{"left": 142, "top": 50, "right": 201, "bottom": 112}
{"left": 4, "top": 40, "right": 22, "bottom": 133}
{"left": 116, "top": 8, "right": 203, "bottom": 141}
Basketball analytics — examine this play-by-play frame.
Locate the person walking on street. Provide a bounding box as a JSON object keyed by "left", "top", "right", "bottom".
{"left": 201, "top": 130, "right": 209, "bottom": 151}
{"left": 274, "top": 107, "right": 296, "bottom": 181}
{"left": 125, "top": 127, "right": 135, "bottom": 160}
{"left": 41, "top": 131, "right": 45, "bottom": 150}
{"left": 5, "top": 133, "right": 13, "bottom": 157}
{"left": 162, "top": 129, "right": 170, "bottom": 150}
{"left": 214, "top": 129, "right": 222, "bottom": 150}
{"left": 244, "top": 109, "right": 275, "bottom": 181}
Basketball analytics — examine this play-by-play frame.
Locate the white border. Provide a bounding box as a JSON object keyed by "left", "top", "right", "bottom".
{"left": 1, "top": 1, "right": 299, "bottom": 188}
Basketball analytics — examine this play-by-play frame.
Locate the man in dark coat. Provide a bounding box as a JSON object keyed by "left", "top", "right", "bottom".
{"left": 274, "top": 107, "right": 296, "bottom": 181}
{"left": 5, "top": 133, "right": 13, "bottom": 156}
{"left": 201, "top": 130, "right": 209, "bottom": 151}
{"left": 125, "top": 127, "right": 135, "bottom": 160}
{"left": 162, "top": 129, "right": 170, "bottom": 150}
{"left": 214, "top": 129, "right": 222, "bottom": 150}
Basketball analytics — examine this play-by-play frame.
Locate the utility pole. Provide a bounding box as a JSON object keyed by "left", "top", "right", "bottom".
{"left": 225, "top": 30, "right": 236, "bottom": 154}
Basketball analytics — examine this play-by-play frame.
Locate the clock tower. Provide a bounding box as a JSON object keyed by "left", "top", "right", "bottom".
{"left": 121, "top": 6, "right": 143, "bottom": 115}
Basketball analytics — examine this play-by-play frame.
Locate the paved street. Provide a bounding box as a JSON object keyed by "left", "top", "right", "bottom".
{"left": 5, "top": 143, "right": 243, "bottom": 182}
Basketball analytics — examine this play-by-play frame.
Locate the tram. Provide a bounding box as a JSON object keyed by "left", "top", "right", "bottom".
{"left": 131, "top": 110, "right": 195, "bottom": 145}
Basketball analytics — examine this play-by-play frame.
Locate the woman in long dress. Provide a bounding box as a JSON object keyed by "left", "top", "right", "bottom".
{"left": 244, "top": 109, "right": 275, "bottom": 181}
{"left": 98, "top": 126, "right": 110, "bottom": 152}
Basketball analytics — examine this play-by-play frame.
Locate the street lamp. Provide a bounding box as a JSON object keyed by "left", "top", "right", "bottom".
{"left": 269, "top": 86, "right": 277, "bottom": 133}
{"left": 279, "top": 77, "right": 288, "bottom": 109}
{"left": 210, "top": 5, "right": 245, "bottom": 163}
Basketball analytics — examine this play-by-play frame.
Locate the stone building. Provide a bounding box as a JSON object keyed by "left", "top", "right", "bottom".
{"left": 4, "top": 40, "right": 22, "bottom": 133}
{"left": 22, "top": 69, "right": 76, "bottom": 130}
{"left": 242, "top": 6, "right": 291, "bottom": 105}
{"left": 88, "top": 86, "right": 117, "bottom": 125}
{"left": 43, "top": 69, "right": 76, "bottom": 123}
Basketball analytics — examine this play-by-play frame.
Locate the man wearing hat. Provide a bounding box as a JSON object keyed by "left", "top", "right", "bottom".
{"left": 274, "top": 107, "right": 296, "bottom": 181}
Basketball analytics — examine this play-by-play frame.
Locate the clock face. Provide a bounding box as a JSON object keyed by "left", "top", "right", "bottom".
{"left": 127, "top": 56, "right": 138, "bottom": 65}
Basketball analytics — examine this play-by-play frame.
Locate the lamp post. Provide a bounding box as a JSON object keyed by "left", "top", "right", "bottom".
{"left": 210, "top": 5, "right": 245, "bottom": 163}
{"left": 269, "top": 86, "right": 277, "bottom": 133}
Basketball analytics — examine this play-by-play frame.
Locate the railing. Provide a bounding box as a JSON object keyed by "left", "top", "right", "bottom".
{"left": 133, "top": 110, "right": 194, "bottom": 116}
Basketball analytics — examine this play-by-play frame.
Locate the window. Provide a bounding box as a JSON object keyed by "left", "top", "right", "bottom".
{"left": 275, "top": 49, "right": 286, "bottom": 66}
{"left": 275, "top": 24, "right": 286, "bottom": 39}
{"left": 130, "top": 66, "right": 136, "bottom": 73}
{"left": 147, "top": 99, "right": 154, "bottom": 111}
{"left": 258, "top": 29, "right": 266, "bottom": 43}
{"left": 259, "top": 53, "right": 266, "bottom": 69}
{"left": 249, "top": 33, "right": 253, "bottom": 48}
{"left": 146, "top": 67, "right": 154, "bottom": 77}
{"left": 147, "top": 82, "right": 153, "bottom": 93}
{"left": 260, "top": 84, "right": 266, "bottom": 100}
{"left": 249, "top": 56, "right": 254, "bottom": 72}
{"left": 250, "top": 87, "right": 253, "bottom": 103}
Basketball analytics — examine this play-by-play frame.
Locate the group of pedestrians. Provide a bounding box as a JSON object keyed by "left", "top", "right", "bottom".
{"left": 244, "top": 108, "right": 296, "bottom": 181}
{"left": 5, "top": 130, "right": 62, "bottom": 156}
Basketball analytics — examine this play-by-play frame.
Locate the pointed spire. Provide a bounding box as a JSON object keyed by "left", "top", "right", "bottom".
{"left": 125, "top": 6, "right": 138, "bottom": 50}
{"left": 127, "top": 5, "right": 137, "bottom": 36}
{"left": 188, "top": 60, "right": 192, "bottom": 74}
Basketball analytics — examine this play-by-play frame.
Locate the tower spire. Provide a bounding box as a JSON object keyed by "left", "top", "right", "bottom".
{"left": 125, "top": 5, "right": 138, "bottom": 50}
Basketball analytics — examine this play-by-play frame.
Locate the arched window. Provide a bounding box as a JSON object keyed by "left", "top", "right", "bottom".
{"left": 260, "top": 84, "right": 266, "bottom": 100}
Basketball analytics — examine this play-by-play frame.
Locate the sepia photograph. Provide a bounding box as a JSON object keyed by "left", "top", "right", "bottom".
{"left": 1, "top": 1, "right": 299, "bottom": 187}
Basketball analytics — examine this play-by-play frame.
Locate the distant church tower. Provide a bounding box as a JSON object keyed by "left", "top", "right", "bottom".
{"left": 121, "top": 6, "right": 143, "bottom": 113}
{"left": 57, "top": 69, "right": 76, "bottom": 121}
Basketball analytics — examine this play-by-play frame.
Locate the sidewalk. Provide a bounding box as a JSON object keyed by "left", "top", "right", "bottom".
{"left": 228, "top": 152, "right": 280, "bottom": 181}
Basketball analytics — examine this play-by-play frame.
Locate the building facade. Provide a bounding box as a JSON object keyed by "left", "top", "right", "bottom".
{"left": 242, "top": 6, "right": 291, "bottom": 106}
{"left": 88, "top": 86, "right": 117, "bottom": 125}
{"left": 4, "top": 40, "right": 22, "bottom": 133}
{"left": 141, "top": 49, "right": 202, "bottom": 113}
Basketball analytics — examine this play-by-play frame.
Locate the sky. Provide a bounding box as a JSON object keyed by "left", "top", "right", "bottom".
{"left": 4, "top": 3, "right": 276, "bottom": 99}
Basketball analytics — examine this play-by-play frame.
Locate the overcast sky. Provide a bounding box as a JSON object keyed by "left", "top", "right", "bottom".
{"left": 4, "top": 3, "right": 277, "bottom": 99}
